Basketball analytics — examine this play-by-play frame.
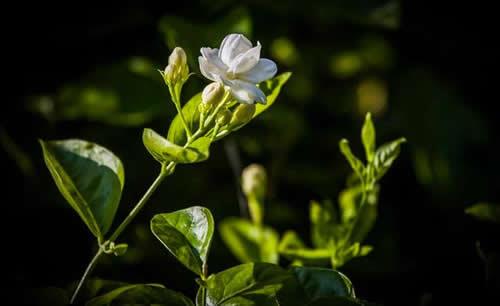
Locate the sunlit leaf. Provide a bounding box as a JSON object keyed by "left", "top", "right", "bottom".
{"left": 278, "top": 231, "right": 331, "bottom": 266}
{"left": 167, "top": 93, "right": 202, "bottom": 146}
{"left": 339, "top": 139, "right": 364, "bottom": 179}
{"left": 361, "top": 112, "right": 376, "bottom": 162}
{"left": 151, "top": 207, "right": 214, "bottom": 276}
{"left": 372, "top": 138, "right": 406, "bottom": 181}
{"left": 40, "top": 139, "right": 124, "bottom": 240}
{"left": 310, "top": 200, "right": 340, "bottom": 248}
{"left": 219, "top": 218, "right": 279, "bottom": 264}
{"left": 143, "top": 128, "right": 211, "bottom": 164}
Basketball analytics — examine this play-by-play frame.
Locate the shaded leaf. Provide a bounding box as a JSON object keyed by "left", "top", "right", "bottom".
{"left": 466, "top": 203, "right": 500, "bottom": 223}
{"left": 151, "top": 207, "right": 214, "bottom": 276}
{"left": 86, "top": 284, "right": 194, "bottom": 306}
{"left": 40, "top": 139, "right": 124, "bottom": 240}
{"left": 202, "top": 263, "right": 290, "bottom": 306}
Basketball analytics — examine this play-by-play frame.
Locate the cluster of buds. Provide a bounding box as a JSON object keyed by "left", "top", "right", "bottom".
{"left": 163, "top": 47, "right": 189, "bottom": 86}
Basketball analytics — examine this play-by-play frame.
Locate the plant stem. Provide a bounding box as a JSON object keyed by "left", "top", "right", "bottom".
{"left": 169, "top": 85, "right": 192, "bottom": 139}
{"left": 70, "top": 247, "right": 105, "bottom": 304}
{"left": 108, "top": 170, "right": 170, "bottom": 242}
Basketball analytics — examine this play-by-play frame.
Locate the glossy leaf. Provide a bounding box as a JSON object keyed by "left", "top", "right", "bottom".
{"left": 86, "top": 284, "right": 194, "bottom": 306}
{"left": 219, "top": 218, "right": 279, "bottom": 264}
{"left": 167, "top": 93, "right": 202, "bottom": 146}
{"left": 372, "top": 137, "right": 406, "bottom": 180}
{"left": 465, "top": 202, "right": 500, "bottom": 223}
{"left": 143, "top": 128, "right": 211, "bottom": 164}
{"left": 278, "top": 231, "right": 331, "bottom": 265}
{"left": 339, "top": 139, "right": 364, "bottom": 179}
{"left": 40, "top": 139, "right": 124, "bottom": 240}
{"left": 361, "top": 113, "right": 376, "bottom": 162}
{"left": 151, "top": 207, "right": 214, "bottom": 276}
{"left": 202, "top": 263, "right": 290, "bottom": 306}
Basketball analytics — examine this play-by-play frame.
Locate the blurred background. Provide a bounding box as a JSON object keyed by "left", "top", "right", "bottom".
{"left": 4, "top": 1, "right": 500, "bottom": 305}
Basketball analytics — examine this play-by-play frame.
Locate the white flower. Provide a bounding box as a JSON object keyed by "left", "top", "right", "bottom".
{"left": 198, "top": 33, "right": 278, "bottom": 104}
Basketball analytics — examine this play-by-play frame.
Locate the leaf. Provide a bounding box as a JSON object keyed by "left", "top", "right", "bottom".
{"left": 151, "top": 206, "right": 214, "bottom": 276}
{"left": 465, "top": 202, "right": 500, "bottom": 223}
{"left": 254, "top": 72, "right": 292, "bottom": 118}
{"left": 372, "top": 137, "right": 406, "bottom": 181}
{"left": 86, "top": 284, "right": 194, "bottom": 306}
{"left": 219, "top": 218, "right": 279, "bottom": 264}
{"left": 31, "top": 58, "right": 169, "bottom": 126}
{"left": 143, "top": 128, "right": 211, "bottom": 164}
{"left": 310, "top": 200, "right": 340, "bottom": 248}
{"left": 202, "top": 263, "right": 290, "bottom": 306}
{"left": 290, "top": 267, "right": 355, "bottom": 300}
{"left": 347, "top": 187, "right": 379, "bottom": 244}
{"left": 361, "top": 113, "right": 376, "bottom": 162}
{"left": 338, "top": 186, "right": 363, "bottom": 223}
{"left": 331, "top": 243, "right": 373, "bottom": 268}
{"left": 167, "top": 93, "right": 202, "bottom": 146}
{"left": 40, "top": 139, "right": 124, "bottom": 240}
{"left": 278, "top": 231, "right": 331, "bottom": 265}
{"left": 339, "top": 139, "right": 364, "bottom": 179}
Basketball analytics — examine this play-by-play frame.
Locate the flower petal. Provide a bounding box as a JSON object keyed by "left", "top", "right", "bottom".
{"left": 226, "top": 79, "right": 267, "bottom": 104}
{"left": 219, "top": 33, "right": 253, "bottom": 66}
{"left": 229, "top": 43, "right": 261, "bottom": 75}
{"left": 199, "top": 57, "right": 219, "bottom": 82}
{"left": 239, "top": 58, "right": 277, "bottom": 83}
{"left": 200, "top": 47, "right": 227, "bottom": 71}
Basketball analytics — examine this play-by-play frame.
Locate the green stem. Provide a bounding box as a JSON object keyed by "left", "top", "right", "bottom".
{"left": 169, "top": 85, "right": 192, "bottom": 139}
{"left": 108, "top": 170, "right": 170, "bottom": 242}
{"left": 70, "top": 247, "right": 105, "bottom": 304}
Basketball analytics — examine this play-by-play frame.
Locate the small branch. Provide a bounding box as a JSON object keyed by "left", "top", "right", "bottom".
{"left": 70, "top": 247, "right": 105, "bottom": 304}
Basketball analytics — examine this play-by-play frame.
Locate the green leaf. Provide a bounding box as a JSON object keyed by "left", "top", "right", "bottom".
{"left": 331, "top": 243, "right": 373, "bottom": 268}
{"left": 347, "top": 187, "right": 379, "bottom": 244}
{"left": 143, "top": 128, "right": 211, "bottom": 164}
{"left": 219, "top": 217, "right": 279, "bottom": 264}
{"left": 361, "top": 113, "right": 376, "bottom": 162}
{"left": 31, "top": 58, "right": 169, "bottom": 126}
{"left": 40, "top": 139, "right": 124, "bottom": 240}
{"left": 372, "top": 137, "right": 406, "bottom": 181}
{"left": 86, "top": 284, "right": 194, "bottom": 306}
{"left": 278, "top": 231, "right": 331, "bottom": 265}
{"left": 151, "top": 206, "right": 214, "bottom": 276}
{"left": 254, "top": 72, "right": 292, "bottom": 118}
{"left": 338, "top": 186, "right": 363, "bottom": 223}
{"left": 465, "top": 202, "right": 500, "bottom": 223}
{"left": 167, "top": 93, "right": 202, "bottom": 146}
{"left": 290, "top": 267, "right": 355, "bottom": 300}
{"left": 310, "top": 200, "right": 341, "bottom": 248}
{"left": 202, "top": 263, "right": 290, "bottom": 306}
{"left": 339, "top": 139, "right": 364, "bottom": 179}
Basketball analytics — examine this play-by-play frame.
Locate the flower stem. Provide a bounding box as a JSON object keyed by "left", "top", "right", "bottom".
{"left": 70, "top": 247, "right": 105, "bottom": 304}
{"left": 108, "top": 169, "right": 170, "bottom": 242}
{"left": 169, "top": 85, "right": 192, "bottom": 139}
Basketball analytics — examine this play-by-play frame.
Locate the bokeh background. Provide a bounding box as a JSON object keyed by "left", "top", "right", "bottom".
{"left": 4, "top": 1, "right": 500, "bottom": 305}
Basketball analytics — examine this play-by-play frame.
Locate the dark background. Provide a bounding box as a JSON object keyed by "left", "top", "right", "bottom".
{"left": 3, "top": 1, "right": 499, "bottom": 305}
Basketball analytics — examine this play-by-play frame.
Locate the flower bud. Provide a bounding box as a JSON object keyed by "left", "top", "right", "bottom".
{"left": 216, "top": 108, "right": 232, "bottom": 126}
{"left": 229, "top": 104, "right": 256, "bottom": 128}
{"left": 242, "top": 164, "right": 267, "bottom": 225}
{"left": 202, "top": 82, "right": 225, "bottom": 107}
{"left": 242, "top": 164, "right": 267, "bottom": 199}
{"left": 163, "top": 47, "right": 189, "bottom": 84}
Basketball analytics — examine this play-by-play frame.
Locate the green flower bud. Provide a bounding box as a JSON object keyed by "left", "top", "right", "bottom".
{"left": 242, "top": 164, "right": 267, "bottom": 225}
{"left": 216, "top": 108, "right": 232, "bottom": 126}
{"left": 202, "top": 82, "right": 225, "bottom": 107}
{"left": 242, "top": 164, "right": 267, "bottom": 199}
{"left": 163, "top": 47, "right": 189, "bottom": 84}
{"left": 229, "top": 104, "right": 256, "bottom": 128}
